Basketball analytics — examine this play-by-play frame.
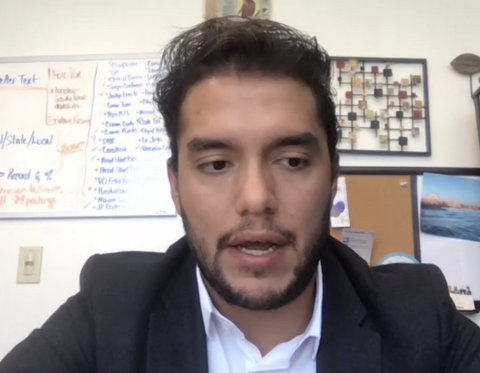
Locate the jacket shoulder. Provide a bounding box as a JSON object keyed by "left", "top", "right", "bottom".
{"left": 328, "top": 237, "right": 446, "bottom": 304}
{"left": 81, "top": 251, "right": 165, "bottom": 288}
{"left": 79, "top": 237, "right": 193, "bottom": 312}
{"left": 329, "top": 238, "right": 480, "bottom": 370}
{"left": 328, "top": 237, "right": 452, "bottom": 331}
{"left": 371, "top": 261, "right": 446, "bottom": 294}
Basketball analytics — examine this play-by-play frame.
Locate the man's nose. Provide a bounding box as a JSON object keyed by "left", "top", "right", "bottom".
{"left": 234, "top": 163, "right": 277, "bottom": 216}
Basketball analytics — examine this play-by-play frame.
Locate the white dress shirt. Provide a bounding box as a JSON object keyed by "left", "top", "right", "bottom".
{"left": 196, "top": 263, "right": 323, "bottom": 373}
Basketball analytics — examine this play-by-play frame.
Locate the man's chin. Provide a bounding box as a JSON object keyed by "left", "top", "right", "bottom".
{"left": 226, "top": 282, "right": 288, "bottom": 303}
{"left": 208, "top": 275, "right": 308, "bottom": 311}
{"left": 227, "top": 292, "right": 291, "bottom": 311}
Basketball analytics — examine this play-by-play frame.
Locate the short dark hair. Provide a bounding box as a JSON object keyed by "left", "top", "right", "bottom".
{"left": 155, "top": 16, "right": 338, "bottom": 175}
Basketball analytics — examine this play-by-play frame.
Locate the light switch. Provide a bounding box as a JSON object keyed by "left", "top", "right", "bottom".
{"left": 17, "top": 246, "right": 43, "bottom": 284}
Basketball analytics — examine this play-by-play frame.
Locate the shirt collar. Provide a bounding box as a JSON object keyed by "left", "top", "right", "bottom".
{"left": 196, "top": 261, "right": 323, "bottom": 358}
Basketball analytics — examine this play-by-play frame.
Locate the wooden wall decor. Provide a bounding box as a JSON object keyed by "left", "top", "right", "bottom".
{"left": 332, "top": 57, "right": 431, "bottom": 156}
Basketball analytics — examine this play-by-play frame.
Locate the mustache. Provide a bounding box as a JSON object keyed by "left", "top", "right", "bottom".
{"left": 216, "top": 220, "right": 296, "bottom": 251}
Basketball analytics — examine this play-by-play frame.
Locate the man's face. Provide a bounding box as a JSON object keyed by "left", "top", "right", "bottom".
{"left": 168, "top": 74, "right": 337, "bottom": 310}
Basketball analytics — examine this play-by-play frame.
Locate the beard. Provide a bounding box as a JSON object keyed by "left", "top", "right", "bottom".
{"left": 181, "top": 206, "right": 331, "bottom": 311}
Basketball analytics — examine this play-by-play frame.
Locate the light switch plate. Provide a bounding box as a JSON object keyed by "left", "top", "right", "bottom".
{"left": 17, "top": 246, "right": 43, "bottom": 284}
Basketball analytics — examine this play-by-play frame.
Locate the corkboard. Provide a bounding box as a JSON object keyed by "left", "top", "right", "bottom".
{"left": 330, "top": 174, "right": 416, "bottom": 265}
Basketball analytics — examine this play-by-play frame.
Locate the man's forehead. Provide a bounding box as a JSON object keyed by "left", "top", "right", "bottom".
{"left": 180, "top": 72, "right": 316, "bottom": 110}
{"left": 177, "top": 73, "right": 321, "bottom": 139}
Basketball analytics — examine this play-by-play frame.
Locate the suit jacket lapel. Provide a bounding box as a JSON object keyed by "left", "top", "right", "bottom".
{"left": 317, "top": 240, "right": 381, "bottom": 373}
{"left": 145, "top": 243, "right": 209, "bottom": 373}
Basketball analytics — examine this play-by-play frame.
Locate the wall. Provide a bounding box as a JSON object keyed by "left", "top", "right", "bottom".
{"left": 1, "top": 0, "right": 479, "bottom": 358}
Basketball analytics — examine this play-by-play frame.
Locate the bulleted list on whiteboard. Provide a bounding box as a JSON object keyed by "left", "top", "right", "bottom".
{"left": 0, "top": 56, "right": 175, "bottom": 217}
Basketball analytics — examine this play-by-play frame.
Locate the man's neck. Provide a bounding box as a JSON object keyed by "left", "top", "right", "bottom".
{"left": 206, "top": 277, "right": 317, "bottom": 356}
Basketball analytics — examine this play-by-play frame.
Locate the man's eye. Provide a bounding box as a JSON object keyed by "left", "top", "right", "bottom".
{"left": 199, "top": 160, "right": 230, "bottom": 172}
{"left": 211, "top": 160, "right": 228, "bottom": 170}
{"left": 280, "top": 157, "right": 309, "bottom": 169}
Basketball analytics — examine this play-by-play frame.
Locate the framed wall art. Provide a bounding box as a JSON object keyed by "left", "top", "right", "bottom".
{"left": 204, "top": 0, "right": 271, "bottom": 19}
{"left": 331, "top": 57, "right": 431, "bottom": 156}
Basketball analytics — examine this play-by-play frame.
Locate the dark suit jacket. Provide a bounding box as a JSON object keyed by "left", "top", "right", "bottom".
{"left": 1, "top": 236, "right": 479, "bottom": 372}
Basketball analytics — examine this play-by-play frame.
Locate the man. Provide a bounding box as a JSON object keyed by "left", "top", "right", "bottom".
{"left": 1, "top": 16, "right": 479, "bottom": 373}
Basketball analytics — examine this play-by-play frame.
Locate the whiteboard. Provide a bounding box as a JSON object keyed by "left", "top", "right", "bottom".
{"left": 0, "top": 55, "right": 175, "bottom": 218}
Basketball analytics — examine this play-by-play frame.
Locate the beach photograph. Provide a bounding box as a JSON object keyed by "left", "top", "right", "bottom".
{"left": 420, "top": 173, "right": 480, "bottom": 243}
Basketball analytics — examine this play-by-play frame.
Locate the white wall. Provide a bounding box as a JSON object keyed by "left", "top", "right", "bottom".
{"left": 1, "top": 0, "right": 479, "bottom": 359}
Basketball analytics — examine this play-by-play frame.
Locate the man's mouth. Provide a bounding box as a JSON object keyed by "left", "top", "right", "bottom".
{"left": 226, "top": 230, "right": 290, "bottom": 257}
{"left": 237, "top": 242, "right": 277, "bottom": 256}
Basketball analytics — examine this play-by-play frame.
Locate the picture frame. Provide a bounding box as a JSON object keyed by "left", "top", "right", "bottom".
{"left": 331, "top": 57, "right": 431, "bottom": 156}
{"left": 204, "top": 0, "right": 271, "bottom": 19}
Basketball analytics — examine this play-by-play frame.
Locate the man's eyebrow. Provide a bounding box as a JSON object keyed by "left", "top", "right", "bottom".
{"left": 186, "top": 138, "right": 233, "bottom": 152}
{"left": 270, "top": 132, "right": 320, "bottom": 150}
{"left": 186, "top": 132, "right": 320, "bottom": 153}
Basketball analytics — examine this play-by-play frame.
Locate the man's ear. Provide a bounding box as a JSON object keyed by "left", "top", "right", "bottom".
{"left": 167, "top": 158, "right": 182, "bottom": 216}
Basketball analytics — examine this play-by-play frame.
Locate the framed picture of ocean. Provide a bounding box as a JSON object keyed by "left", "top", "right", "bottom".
{"left": 420, "top": 173, "right": 480, "bottom": 242}
{"left": 418, "top": 172, "right": 480, "bottom": 305}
